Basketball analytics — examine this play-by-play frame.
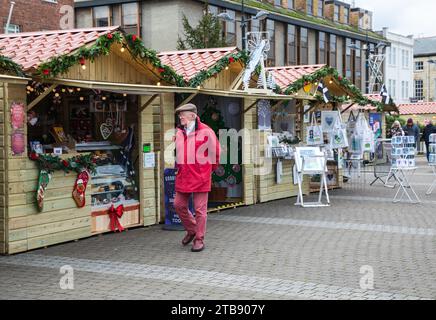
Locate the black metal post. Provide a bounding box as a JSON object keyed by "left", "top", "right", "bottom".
{"left": 241, "top": 0, "right": 246, "bottom": 50}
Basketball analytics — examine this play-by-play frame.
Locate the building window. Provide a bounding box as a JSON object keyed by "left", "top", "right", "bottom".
{"left": 306, "top": 0, "right": 313, "bottom": 15}
{"left": 402, "top": 50, "right": 410, "bottom": 68}
{"left": 288, "top": 0, "right": 294, "bottom": 10}
{"left": 223, "top": 9, "right": 236, "bottom": 46}
{"left": 415, "top": 61, "right": 424, "bottom": 71}
{"left": 299, "top": 27, "right": 308, "bottom": 65}
{"left": 3, "top": 23, "right": 20, "bottom": 33}
{"left": 274, "top": 0, "right": 282, "bottom": 7}
{"left": 318, "top": 32, "right": 327, "bottom": 64}
{"left": 415, "top": 80, "right": 423, "bottom": 100}
{"left": 121, "top": 2, "right": 139, "bottom": 35}
{"left": 334, "top": 5, "right": 339, "bottom": 22}
{"left": 355, "top": 40, "right": 361, "bottom": 88}
{"left": 344, "top": 8, "right": 349, "bottom": 24}
{"left": 93, "top": 6, "right": 110, "bottom": 27}
{"left": 317, "top": 0, "right": 323, "bottom": 17}
{"left": 76, "top": 8, "right": 92, "bottom": 28}
{"left": 345, "top": 38, "right": 352, "bottom": 81}
{"left": 329, "top": 34, "right": 337, "bottom": 68}
{"left": 287, "top": 25, "right": 297, "bottom": 65}
{"left": 265, "top": 19, "right": 275, "bottom": 66}
{"left": 389, "top": 47, "right": 397, "bottom": 66}
{"left": 250, "top": 17, "right": 260, "bottom": 32}
{"left": 402, "top": 81, "right": 409, "bottom": 100}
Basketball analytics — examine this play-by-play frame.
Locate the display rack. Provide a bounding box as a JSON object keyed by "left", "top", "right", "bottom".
{"left": 427, "top": 134, "right": 436, "bottom": 195}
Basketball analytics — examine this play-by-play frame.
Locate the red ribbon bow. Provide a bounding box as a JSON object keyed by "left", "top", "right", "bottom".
{"left": 108, "top": 204, "right": 124, "bottom": 232}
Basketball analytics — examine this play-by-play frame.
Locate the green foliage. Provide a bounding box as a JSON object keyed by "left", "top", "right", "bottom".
{"left": 30, "top": 153, "right": 97, "bottom": 174}
{"left": 188, "top": 50, "right": 249, "bottom": 88}
{"left": 284, "top": 65, "right": 386, "bottom": 112}
{"left": 38, "top": 31, "right": 185, "bottom": 87}
{"left": 0, "top": 53, "right": 24, "bottom": 77}
{"left": 177, "top": 13, "right": 228, "bottom": 50}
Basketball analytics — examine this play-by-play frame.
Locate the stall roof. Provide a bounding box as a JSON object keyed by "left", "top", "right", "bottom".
{"left": 158, "top": 47, "right": 238, "bottom": 81}
{"left": 266, "top": 64, "right": 326, "bottom": 89}
{"left": 0, "top": 27, "right": 118, "bottom": 71}
{"left": 398, "top": 102, "right": 436, "bottom": 115}
{"left": 340, "top": 94, "right": 399, "bottom": 113}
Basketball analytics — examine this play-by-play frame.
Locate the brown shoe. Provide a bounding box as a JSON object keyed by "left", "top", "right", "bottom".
{"left": 182, "top": 233, "right": 195, "bottom": 246}
{"left": 191, "top": 239, "right": 205, "bottom": 252}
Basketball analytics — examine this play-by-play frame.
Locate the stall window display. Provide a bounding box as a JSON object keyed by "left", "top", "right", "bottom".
{"left": 429, "top": 134, "right": 436, "bottom": 164}
{"left": 27, "top": 85, "right": 140, "bottom": 214}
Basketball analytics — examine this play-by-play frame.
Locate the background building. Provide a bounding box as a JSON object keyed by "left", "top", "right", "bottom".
{"left": 74, "top": 0, "right": 388, "bottom": 93}
{"left": 377, "top": 28, "right": 414, "bottom": 104}
{"left": 0, "top": 0, "right": 74, "bottom": 33}
{"left": 414, "top": 36, "right": 436, "bottom": 102}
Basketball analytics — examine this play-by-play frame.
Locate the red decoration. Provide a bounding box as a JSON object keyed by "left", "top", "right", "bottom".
{"left": 79, "top": 57, "right": 86, "bottom": 65}
{"left": 338, "top": 76, "right": 343, "bottom": 81}
{"left": 229, "top": 57, "right": 235, "bottom": 63}
{"left": 43, "top": 69, "right": 50, "bottom": 75}
{"left": 132, "top": 35, "right": 137, "bottom": 42}
{"left": 62, "top": 160, "right": 69, "bottom": 167}
{"left": 30, "top": 152, "right": 39, "bottom": 160}
{"left": 11, "top": 132, "right": 25, "bottom": 155}
{"left": 108, "top": 205, "right": 124, "bottom": 232}
{"left": 107, "top": 33, "right": 113, "bottom": 39}
{"left": 158, "top": 68, "right": 165, "bottom": 73}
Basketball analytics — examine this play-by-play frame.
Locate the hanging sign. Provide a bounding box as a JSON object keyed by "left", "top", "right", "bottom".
{"left": 10, "top": 102, "right": 26, "bottom": 130}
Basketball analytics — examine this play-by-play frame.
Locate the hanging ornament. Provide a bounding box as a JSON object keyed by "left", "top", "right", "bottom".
{"left": 107, "top": 33, "right": 113, "bottom": 39}
{"left": 232, "top": 164, "right": 241, "bottom": 173}
{"left": 211, "top": 113, "right": 219, "bottom": 121}
{"left": 215, "top": 165, "right": 225, "bottom": 177}
{"left": 226, "top": 175, "right": 237, "bottom": 186}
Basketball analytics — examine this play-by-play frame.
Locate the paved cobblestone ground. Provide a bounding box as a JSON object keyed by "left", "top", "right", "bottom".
{"left": 1, "top": 158, "right": 435, "bottom": 300}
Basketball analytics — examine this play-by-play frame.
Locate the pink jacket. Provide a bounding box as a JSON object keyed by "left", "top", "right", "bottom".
{"left": 175, "top": 118, "right": 220, "bottom": 193}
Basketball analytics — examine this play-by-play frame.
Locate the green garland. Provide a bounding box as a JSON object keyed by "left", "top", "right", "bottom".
{"left": 0, "top": 54, "right": 25, "bottom": 77}
{"left": 37, "top": 31, "right": 185, "bottom": 87}
{"left": 188, "top": 50, "right": 249, "bottom": 88}
{"left": 283, "top": 66, "right": 386, "bottom": 112}
{"left": 29, "top": 153, "right": 97, "bottom": 174}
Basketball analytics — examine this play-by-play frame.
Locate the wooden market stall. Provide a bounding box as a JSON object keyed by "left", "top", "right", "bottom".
{"left": 158, "top": 47, "right": 302, "bottom": 211}
{"left": 265, "top": 64, "right": 364, "bottom": 196}
{"left": 0, "top": 27, "right": 196, "bottom": 254}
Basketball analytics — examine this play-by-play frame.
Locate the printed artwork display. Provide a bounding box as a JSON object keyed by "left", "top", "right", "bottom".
{"left": 10, "top": 102, "right": 25, "bottom": 130}
{"left": 321, "top": 111, "right": 340, "bottom": 133}
{"left": 294, "top": 147, "right": 326, "bottom": 173}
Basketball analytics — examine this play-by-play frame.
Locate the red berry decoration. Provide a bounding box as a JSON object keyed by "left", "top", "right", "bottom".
{"left": 79, "top": 57, "right": 86, "bottom": 65}
{"left": 43, "top": 69, "right": 50, "bottom": 75}
{"left": 62, "top": 160, "right": 69, "bottom": 167}
{"left": 132, "top": 35, "right": 137, "bottom": 42}
{"left": 158, "top": 68, "right": 165, "bottom": 73}
{"left": 229, "top": 57, "right": 235, "bottom": 63}
{"left": 30, "top": 152, "right": 39, "bottom": 160}
{"left": 107, "top": 33, "right": 113, "bottom": 39}
{"left": 338, "top": 76, "right": 343, "bottom": 81}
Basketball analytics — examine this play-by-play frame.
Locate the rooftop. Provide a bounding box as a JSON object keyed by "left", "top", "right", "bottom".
{"left": 266, "top": 64, "right": 326, "bottom": 89}
{"left": 414, "top": 36, "right": 436, "bottom": 57}
{"left": 398, "top": 102, "right": 436, "bottom": 115}
{"left": 158, "top": 47, "right": 238, "bottom": 81}
{"left": 0, "top": 26, "right": 118, "bottom": 71}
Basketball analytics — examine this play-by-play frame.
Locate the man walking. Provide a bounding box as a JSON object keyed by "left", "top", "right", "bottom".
{"left": 174, "top": 103, "right": 220, "bottom": 252}
{"left": 423, "top": 119, "right": 436, "bottom": 161}
{"left": 403, "top": 118, "right": 421, "bottom": 149}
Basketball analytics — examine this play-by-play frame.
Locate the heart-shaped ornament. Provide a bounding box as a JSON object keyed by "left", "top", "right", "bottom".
{"left": 100, "top": 118, "right": 113, "bottom": 140}
{"left": 325, "top": 116, "right": 334, "bottom": 127}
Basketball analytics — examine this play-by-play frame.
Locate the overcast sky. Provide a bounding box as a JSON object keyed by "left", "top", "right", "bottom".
{"left": 353, "top": 0, "right": 436, "bottom": 37}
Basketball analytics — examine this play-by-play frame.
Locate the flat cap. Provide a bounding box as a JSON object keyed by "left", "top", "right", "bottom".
{"left": 175, "top": 103, "right": 197, "bottom": 114}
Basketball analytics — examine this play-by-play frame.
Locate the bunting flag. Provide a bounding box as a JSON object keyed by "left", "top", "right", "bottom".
{"left": 380, "top": 84, "right": 392, "bottom": 104}
{"left": 317, "top": 80, "right": 331, "bottom": 103}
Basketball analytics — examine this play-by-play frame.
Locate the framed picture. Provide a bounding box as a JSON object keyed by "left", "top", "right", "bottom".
{"left": 321, "top": 111, "right": 340, "bottom": 133}
{"left": 30, "top": 141, "right": 43, "bottom": 154}
{"left": 294, "top": 147, "right": 325, "bottom": 173}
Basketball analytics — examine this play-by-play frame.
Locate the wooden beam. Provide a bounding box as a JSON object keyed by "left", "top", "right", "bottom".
{"left": 229, "top": 69, "right": 244, "bottom": 91}
{"left": 139, "top": 94, "right": 159, "bottom": 113}
{"left": 340, "top": 103, "right": 356, "bottom": 114}
{"left": 176, "top": 93, "right": 198, "bottom": 109}
{"left": 27, "top": 84, "right": 57, "bottom": 111}
{"left": 243, "top": 100, "right": 259, "bottom": 114}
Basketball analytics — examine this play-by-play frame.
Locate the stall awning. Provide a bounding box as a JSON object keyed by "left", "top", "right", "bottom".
{"left": 198, "top": 88, "right": 316, "bottom": 101}
{"left": 43, "top": 78, "right": 198, "bottom": 94}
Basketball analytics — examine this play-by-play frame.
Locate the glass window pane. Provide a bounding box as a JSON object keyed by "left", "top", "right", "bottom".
{"left": 122, "top": 2, "right": 138, "bottom": 26}
{"left": 75, "top": 8, "right": 93, "bottom": 28}
{"left": 93, "top": 6, "right": 109, "bottom": 27}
